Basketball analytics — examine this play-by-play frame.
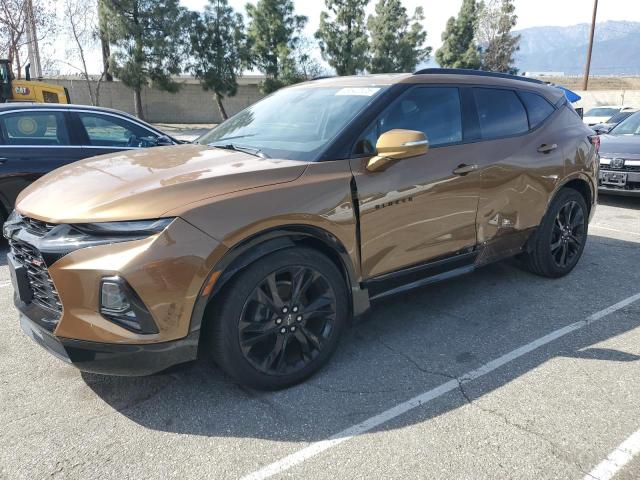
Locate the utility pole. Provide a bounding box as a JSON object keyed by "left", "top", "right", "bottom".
{"left": 582, "top": 0, "right": 598, "bottom": 91}
{"left": 24, "top": 0, "right": 43, "bottom": 79}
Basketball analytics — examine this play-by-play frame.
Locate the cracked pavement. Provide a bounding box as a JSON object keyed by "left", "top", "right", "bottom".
{"left": 1, "top": 195, "right": 640, "bottom": 480}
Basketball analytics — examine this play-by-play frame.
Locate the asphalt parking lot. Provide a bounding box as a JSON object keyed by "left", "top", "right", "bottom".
{"left": 1, "top": 194, "right": 639, "bottom": 480}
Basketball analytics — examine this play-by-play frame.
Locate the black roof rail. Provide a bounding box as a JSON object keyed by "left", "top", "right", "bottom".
{"left": 413, "top": 68, "right": 545, "bottom": 85}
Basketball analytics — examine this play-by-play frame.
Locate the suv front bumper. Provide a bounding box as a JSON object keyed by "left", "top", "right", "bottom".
{"left": 19, "top": 311, "right": 199, "bottom": 376}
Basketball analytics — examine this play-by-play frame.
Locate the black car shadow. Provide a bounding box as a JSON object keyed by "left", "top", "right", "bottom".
{"left": 82, "top": 234, "right": 640, "bottom": 443}
{"left": 598, "top": 193, "right": 640, "bottom": 210}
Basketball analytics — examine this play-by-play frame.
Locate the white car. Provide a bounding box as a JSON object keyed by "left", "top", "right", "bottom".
{"left": 583, "top": 106, "right": 636, "bottom": 126}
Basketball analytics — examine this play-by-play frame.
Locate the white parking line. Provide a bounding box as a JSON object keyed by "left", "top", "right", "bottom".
{"left": 591, "top": 225, "right": 640, "bottom": 237}
{"left": 241, "top": 292, "right": 640, "bottom": 480}
{"left": 584, "top": 429, "right": 640, "bottom": 480}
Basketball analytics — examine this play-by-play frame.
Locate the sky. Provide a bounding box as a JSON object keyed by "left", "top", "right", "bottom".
{"left": 181, "top": 0, "right": 640, "bottom": 51}
{"left": 50, "top": 0, "right": 640, "bottom": 75}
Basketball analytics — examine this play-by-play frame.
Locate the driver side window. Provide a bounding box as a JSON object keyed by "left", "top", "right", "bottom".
{"left": 78, "top": 113, "right": 157, "bottom": 148}
{"left": 353, "top": 86, "right": 463, "bottom": 155}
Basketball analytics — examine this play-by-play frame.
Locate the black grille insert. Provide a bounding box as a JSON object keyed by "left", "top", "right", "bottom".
{"left": 9, "top": 239, "right": 62, "bottom": 315}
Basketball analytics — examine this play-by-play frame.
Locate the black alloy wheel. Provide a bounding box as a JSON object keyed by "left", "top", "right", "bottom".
{"left": 550, "top": 200, "right": 586, "bottom": 268}
{"left": 239, "top": 266, "right": 337, "bottom": 376}
{"left": 519, "top": 188, "right": 589, "bottom": 278}
{"left": 207, "top": 247, "right": 349, "bottom": 390}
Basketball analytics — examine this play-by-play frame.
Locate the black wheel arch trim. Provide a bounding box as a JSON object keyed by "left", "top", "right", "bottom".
{"left": 188, "top": 225, "right": 370, "bottom": 336}
{"left": 552, "top": 174, "right": 596, "bottom": 213}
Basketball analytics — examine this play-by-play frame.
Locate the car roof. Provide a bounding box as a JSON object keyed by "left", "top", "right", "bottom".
{"left": 0, "top": 102, "right": 167, "bottom": 129}
{"left": 0, "top": 102, "right": 142, "bottom": 120}
{"left": 295, "top": 69, "right": 565, "bottom": 104}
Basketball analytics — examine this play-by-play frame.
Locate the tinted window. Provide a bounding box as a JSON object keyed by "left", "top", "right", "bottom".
{"left": 354, "top": 87, "right": 462, "bottom": 154}
{"left": 519, "top": 91, "right": 555, "bottom": 129}
{"left": 78, "top": 113, "right": 157, "bottom": 147}
{"left": 473, "top": 88, "right": 528, "bottom": 139}
{"left": 0, "top": 111, "right": 70, "bottom": 146}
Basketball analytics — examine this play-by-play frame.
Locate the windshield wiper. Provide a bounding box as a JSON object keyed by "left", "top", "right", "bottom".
{"left": 210, "top": 143, "right": 270, "bottom": 159}
{"left": 211, "top": 134, "right": 257, "bottom": 142}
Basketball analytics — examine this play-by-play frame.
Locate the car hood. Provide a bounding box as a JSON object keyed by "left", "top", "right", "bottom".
{"left": 599, "top": 134, "right": 640, "bottom": 157}
{"left": 16, "top": 144, "right": 308, "bottom": 223}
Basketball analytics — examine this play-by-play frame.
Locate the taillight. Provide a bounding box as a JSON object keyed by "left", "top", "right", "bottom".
{"left": 589, "top": 135, "right": 600, "bottom": 153}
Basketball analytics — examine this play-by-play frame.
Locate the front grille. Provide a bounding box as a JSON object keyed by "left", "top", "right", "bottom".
{"left": 10, "top": 239, "right": 62, "bottom": 314}
{"left": 601, "top": 165, "right": 640, "bottom": 173}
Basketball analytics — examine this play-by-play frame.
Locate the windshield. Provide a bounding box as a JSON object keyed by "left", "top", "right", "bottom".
{"left": 610, "top": 111, "right": 640, "bottom": 135}
{"left": 198, "top": 86, "right": 386, "bottom": 161}
{"left": 585, "top": 107, "right": 620, "bottom": 118}
{"left": 607, "top": 111, "right": 634, "bottom": 124}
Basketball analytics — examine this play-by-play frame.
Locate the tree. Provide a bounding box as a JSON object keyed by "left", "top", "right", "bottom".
{"left": 100, "top": 0, "right": 187, "bottom": 120}
{"left": 246, "top": 0, "right": 307, "bottom": 93}
{"left": 97, "top": 0, "right": 113, "bottom": 81}
{"left": 288, "top": 35, "right": 326, "bottom": 81}
{"left": 435, "top": 0, "right": 481, "bottom": 70}
{"left": 188, "top": 0, "right": 246, "bottom": 121}
{"left": 315, "top": 0, "right": 369, "bottom": 76}
{"left": 60, "top": 0, "right": 102, "bottom": 105}
{"left": 477, "top": 0, "right": 520, "bottom": 73}
{"left": 0, "top": 0, "right": 56, "bottom": 78}
{"left": 368, "top": 0, "right": 431, "bottom": 73}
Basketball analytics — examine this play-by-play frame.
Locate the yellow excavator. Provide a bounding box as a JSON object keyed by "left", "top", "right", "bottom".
{"left": 0, "top": 59, "right": 70, "bottom": 104}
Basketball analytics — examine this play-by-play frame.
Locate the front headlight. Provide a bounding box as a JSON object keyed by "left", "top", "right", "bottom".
{"left": 72, "top": 218, "right": 174, "bottom": 237}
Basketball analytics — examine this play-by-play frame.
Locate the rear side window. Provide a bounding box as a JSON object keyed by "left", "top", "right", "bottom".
{"left": 0, "top": 111, "right": 70, "bottom": 146}
{"left": 519, "top": 91, "right": 555, "bottom": 129}
{"left": 473, "top": 88, "right": 528, "bottom": 139}
{"left": 354, "top": 86, "right": 462, "bottom": 154}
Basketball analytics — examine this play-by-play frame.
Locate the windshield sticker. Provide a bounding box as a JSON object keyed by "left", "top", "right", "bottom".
{"left": 335, "top": 87, "right": 381, "bottom": 97}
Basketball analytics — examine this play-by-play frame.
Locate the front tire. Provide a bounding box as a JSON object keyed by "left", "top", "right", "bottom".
{"left": 520, "top": 188, "right": 589, "bottom": 278}
{"left": 206, "top": 247, "right": 349, "bottom": 390}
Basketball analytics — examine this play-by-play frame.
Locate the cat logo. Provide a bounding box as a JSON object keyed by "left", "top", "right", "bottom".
{"left": 15, "top": 86, "right": 30, "bottom": 95}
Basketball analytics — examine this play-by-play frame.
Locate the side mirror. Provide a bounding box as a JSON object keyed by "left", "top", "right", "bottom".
{"left": 156, "top": 135, "right": 174, "bottom": 146}
{"left": 366, "top": 129, "right": 429, "bottom": 172}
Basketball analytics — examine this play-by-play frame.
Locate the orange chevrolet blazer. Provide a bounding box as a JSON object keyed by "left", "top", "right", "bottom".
{"left": 5, "top": 69, "right": 598, "bottom": 389}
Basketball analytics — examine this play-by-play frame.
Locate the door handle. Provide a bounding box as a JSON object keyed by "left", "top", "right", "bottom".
{"left": 537, "top": 143, "right": 558, "bottom": 154}
{"left": 453, "top": 164, "right": 479, "bottom": 175}
{"left": 0, "top": 158, "right": 7, "bottom": 165}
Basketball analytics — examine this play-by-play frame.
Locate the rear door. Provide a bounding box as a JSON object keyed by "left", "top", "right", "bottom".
{"left": 71, "top": 111, "right": 162, "bottom": 158}
{"left": 0, "top": 109, "right": 84, "bottom": 212}
{"left": 349, "top": 85, "right": 480, "bottom": 279}
{"left": 470, "top": 87, "right": 566, "bottom": 251}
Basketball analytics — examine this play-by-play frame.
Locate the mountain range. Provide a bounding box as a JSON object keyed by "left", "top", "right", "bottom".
{"left": 514, "top": 21, "right": 640, "bottom": 75}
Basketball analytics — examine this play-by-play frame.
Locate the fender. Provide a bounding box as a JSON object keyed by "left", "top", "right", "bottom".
{"left": 188, "top": 225, "right": 370, "bottom": 336}
{"left": 550, "top": 172, "right": 596, "bottom": 214}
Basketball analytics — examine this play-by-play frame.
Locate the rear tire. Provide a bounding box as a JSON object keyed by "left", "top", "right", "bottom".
{"left": 205, "top": 247, "right": 349, "bottom": 390}
{"left": 520, "top": 188, "right": 588, "bottom": 278}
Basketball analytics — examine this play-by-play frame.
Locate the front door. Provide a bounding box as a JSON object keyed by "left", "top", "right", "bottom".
{"left": 0, "top": 110, "right": 84, "bottom": 211}
{"left": 349, "top": 86, "right": 480, "bottom": 279}
{"left": 72, "top": 111, "right": 161, "bottom": 158}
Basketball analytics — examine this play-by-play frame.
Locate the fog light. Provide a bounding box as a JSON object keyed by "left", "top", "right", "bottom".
{"left": 101, "top": 281, "right": 131, "bottom": 313}
{"left": 100, "top": 277, "right": 158, "bottom": 334}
